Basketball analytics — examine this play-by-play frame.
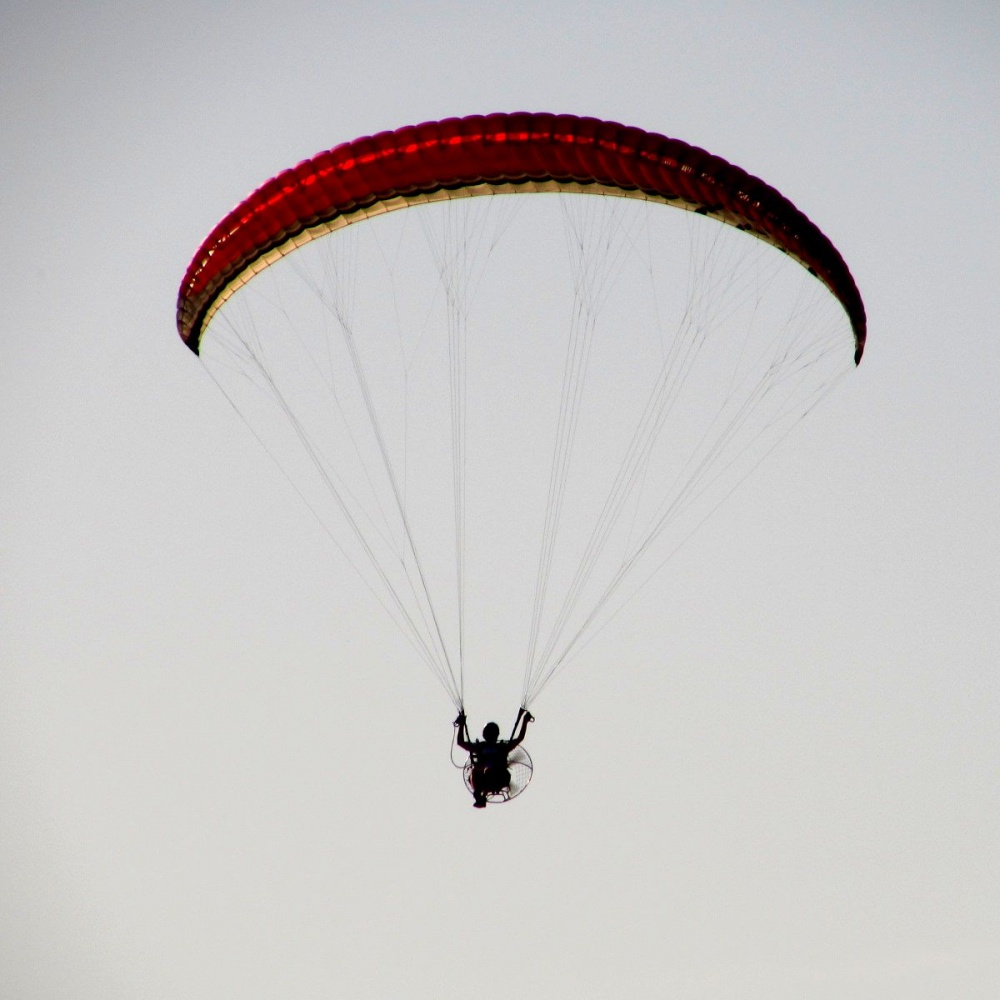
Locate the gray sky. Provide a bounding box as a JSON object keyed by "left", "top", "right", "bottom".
{"left": 2, "top": 2, "right": 998, "bottom": 998}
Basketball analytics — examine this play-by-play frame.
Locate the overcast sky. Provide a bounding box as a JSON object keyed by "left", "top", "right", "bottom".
{"left": 2, "top": 3, "right": 998, "bottom": 998}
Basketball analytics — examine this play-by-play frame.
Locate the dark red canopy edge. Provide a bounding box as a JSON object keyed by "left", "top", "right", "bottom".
{"left": 177, "top": 113, "right": 866, "bottom": 362}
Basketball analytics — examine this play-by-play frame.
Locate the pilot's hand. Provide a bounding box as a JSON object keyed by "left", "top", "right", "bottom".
{"left": 454, "top": 712, "right": 466, "bottom": 727}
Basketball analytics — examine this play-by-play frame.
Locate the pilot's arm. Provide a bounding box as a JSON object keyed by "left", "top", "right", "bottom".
{"left": 454, "top": 711, "right": 473, "bottom": 752}
{"left": 507, "top": 708, "right": 534, "bottom": 750}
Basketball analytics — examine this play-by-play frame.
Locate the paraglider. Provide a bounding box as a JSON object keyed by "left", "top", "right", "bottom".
{"left": 455, "top": 709, "right": 534, "bottom": 808}
{"left": 177, "top": 113, "right": 865, "bottom": 806}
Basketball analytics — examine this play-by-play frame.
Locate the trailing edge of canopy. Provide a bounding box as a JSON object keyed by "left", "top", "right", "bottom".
{"left": 177, "top": 112, "right": 866, "bottom": 363}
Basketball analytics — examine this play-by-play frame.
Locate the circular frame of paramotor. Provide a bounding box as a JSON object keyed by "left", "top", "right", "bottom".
{"left": 463, "top": 746, "right": 534, "bottom": 805}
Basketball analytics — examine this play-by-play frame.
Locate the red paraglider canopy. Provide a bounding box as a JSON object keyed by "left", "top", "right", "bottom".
{"left": 177, "top": 112, "right": 866, "bottom": 362}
